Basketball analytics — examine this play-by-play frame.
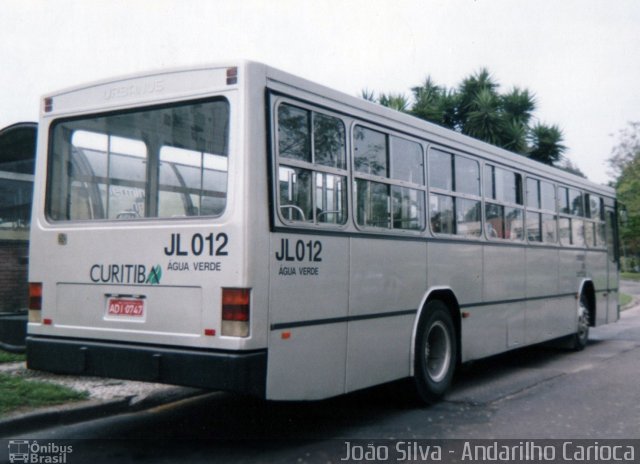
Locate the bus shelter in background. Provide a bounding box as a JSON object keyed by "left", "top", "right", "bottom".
{"left": 0, "top": 122, "right": 36, "bottom": 350}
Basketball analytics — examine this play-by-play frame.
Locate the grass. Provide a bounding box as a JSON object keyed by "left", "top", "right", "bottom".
{"left": 620, "top": 293, "right": 633, "bottom": 308}
{"left": 621, "top": 272, "right": 640, "bottom": 281}
{"left": 0, "top": 351, "right": 25, "bottom": 364}
{"left": 0, "top": 373, "right": 88, "bottom": 416}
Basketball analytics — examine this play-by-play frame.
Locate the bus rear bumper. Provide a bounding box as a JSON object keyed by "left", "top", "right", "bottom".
{"left": 26, "top": 336, "right": 267, "bottom": 398}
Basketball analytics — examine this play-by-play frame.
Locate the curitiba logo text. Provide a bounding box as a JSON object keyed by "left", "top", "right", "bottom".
{"left": 89, "top": 264, "right": 162, "bottom": 285}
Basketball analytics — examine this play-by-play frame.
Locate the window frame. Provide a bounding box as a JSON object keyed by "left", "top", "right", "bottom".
{"left": 583, "top": 193, "right": 607, "bottom": 249}
{"left": 557, "top": 184, "right": 588, "bottom": 248}
{"left": 46, "top": 96, "right": 231, "bottom": 223}
{"left": 428, "top": 146, "right": 482, "bottom": 239}
{"left": 352, "top": 122, "right": 426, "bottom": 233}
{"left": 524, "top": 176, "right": 558, "bottom": 245}
{"left": 269, "top": 95, "right": 615, "bottom": 250}
{"left": 483, "top": 163, "right": 524, "bottom": 242}
{"left": 274, "top": 99, "right": 350, "bottom": 229}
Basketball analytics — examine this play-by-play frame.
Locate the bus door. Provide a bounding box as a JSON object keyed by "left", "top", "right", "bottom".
{"left": 605, "top": 205, "right": 620, "bottom": 322}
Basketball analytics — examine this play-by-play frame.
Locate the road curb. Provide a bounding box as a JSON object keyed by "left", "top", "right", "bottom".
{"left": 129, "top": 386, "right": 205, "bottom": 411}
{"left": 0, "top": 397, "right": 131, "bottom": 437}
{"left": 0, "top": 387, "right": 205, "bottom": 437}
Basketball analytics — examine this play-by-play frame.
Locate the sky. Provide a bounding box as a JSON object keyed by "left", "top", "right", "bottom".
{"left": 1, "top": 0, "right": 639, "bottom": 185}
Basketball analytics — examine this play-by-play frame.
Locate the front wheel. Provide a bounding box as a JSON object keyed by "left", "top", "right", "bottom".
{"left": 414, "top": 301, "right": 457, "bottom": 404}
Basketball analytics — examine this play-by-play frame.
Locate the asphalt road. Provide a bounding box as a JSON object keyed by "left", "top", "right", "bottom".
{"left": 10, "top": 286, "right": 640, "bottom": 463}
{"left": 621, "top": 278, "right": 640, "bottom": 298}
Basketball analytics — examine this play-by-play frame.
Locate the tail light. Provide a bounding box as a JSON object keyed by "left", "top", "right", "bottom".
{"left": 221, "top": 288, "right": 250, "bottom": 337}
{"left": 29, "top": 283, "right": 42, "bottom": 323}
{"left": 226, "top": 67, "right": 238, "bottom": 85}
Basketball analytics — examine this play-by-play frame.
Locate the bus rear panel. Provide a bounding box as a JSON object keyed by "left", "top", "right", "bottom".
{"left": 28, "top": 64, "right": 269, "bottom": 397}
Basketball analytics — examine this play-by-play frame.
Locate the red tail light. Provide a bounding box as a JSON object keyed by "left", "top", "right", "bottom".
{"left": 29, "top": 283, "right": 42, "bottom": 310}
{"left": 221, "top": 288, "right": 250, "bottom": 337}
{"left": 29, "top": 282, "right": 43, "bottom": 323}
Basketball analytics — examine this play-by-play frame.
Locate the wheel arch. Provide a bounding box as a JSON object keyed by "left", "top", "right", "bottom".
{"left": 410, "top": 287, "right": 461, "bottom": 376}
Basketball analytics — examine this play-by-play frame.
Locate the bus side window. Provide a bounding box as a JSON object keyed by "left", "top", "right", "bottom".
{"left": 279, "top": 166, "right": 312, "bottom": 221}
{"left": 484, "top": 165, "right": 523, "bottom": 241}
{"left": 276, "top": 102, "right": 348, "bottom": 225}
{"left": 428, "top": 149, "right": 481, "bottom": 237}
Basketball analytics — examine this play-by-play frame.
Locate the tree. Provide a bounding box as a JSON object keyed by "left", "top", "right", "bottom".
{"left": 608, "top": 122, "right": 640, "bottom": 264}
{"left": 528, "top": 123, "right": 566, "bottom": 165}
{"left": 410, "top": 77, "right": 457, "bottom": 129}
{"left": 608, "top": 121, "right": 640, "bottom": 178}
{"left": 556, "top": 158, "right": 586, "bottom": 178}
{"left": 378, "top": 93, "right": 410, "bottom": 112}
{"left": 501, "top": 87, "right": 535, "bottom": 126}
{"left": 360, "top": 88, "right": 377, "bottom": 102}
{"left": 457, "top": 68, "right": 500, "bottom": 135}
{"left": 500, "top": 118, "right": 528, "bottom": 154}
{"left": 463, "top": 87, "right": 504, "bottom": 146}
{"left": 360, "top": 68, "right": 567, "bottom": 168}
{"left": 499, "top": 87, "right": 535, "bottom": 153}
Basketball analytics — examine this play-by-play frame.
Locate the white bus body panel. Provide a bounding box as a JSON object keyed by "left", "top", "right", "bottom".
{"left": 267, "top": 234, "right": 350, "bottom": 400}
{"left": 427, "top": 241, "right": 484, "bottom": 361}
{"left": 345, "top": 238, "right": 424, "bottom": 392}
{"left": 525, "top": 247, "right": 561, "bottom": 344}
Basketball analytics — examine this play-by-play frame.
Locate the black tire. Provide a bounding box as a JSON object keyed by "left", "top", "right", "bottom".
{"left": 568, "top": 293, "right": 590, "bottom": 351}
{"left": 414, "top": 300, "right": 457, "bottom": 404}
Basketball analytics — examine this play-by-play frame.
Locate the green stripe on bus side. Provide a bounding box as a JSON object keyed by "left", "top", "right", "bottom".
{"left": 269, "top": 289, "right": 619, "bottom": 331}
{"left": 270, "top": 309, "right": 417, "bottom": 331}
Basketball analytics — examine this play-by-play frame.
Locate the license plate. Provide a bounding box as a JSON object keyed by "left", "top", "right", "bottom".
{"left": 106, "top": 297, "right": 145, "bottom": 318}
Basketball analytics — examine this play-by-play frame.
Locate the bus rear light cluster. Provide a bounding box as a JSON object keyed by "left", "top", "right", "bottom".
{"left": 28, "top": 283, "right": 42, "bottom": 323}
{"left": 221, "top": 288, "right": 250, "bottom": 337}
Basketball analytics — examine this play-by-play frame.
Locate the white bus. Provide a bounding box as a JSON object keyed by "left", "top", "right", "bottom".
{"left": 27, "top": 62, "right": 620, "bottom": 403}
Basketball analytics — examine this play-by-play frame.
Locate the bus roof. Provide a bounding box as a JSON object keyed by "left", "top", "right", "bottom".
{"left": 41, "top": 60, "right": 614, "bottom": 198}
{"left": 263, "top": 63, "right": 614, "bottom": 198}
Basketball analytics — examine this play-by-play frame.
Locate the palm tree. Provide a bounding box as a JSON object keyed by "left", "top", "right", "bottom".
{"left": 366, "top": 68, "right": 567, "bottom": 169}
{"left": 410, "top": 77, "right": 457, "bottom": 129}
{"left": 457, "top": 68, "right": 500, "bottom": 130}
{"left": 501, "top": 87, "right": 536, "bottom": 126}
{"left": 528, "top": 123, "right": 566, "bottom": 165}
{"left": 360, "top": 88, "right": 377, "bottom": 102}
{"left": 498, "top": 87, "right": 536, "bottom": 154}
{"left": 463, "top": 87, "right": 504, "bottom": 146}
{"left": 500, "top": 118, "right": 528, "bottom": 154}
{"left": 378, "top": 93, "right": 410, "bottom": 112}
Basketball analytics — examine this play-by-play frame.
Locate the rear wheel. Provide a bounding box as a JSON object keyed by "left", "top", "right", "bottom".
{"left": 414, "top": 300, "right": 457, "bottom": 404}
{"left": 569, "top": 293, "right": 590, "bottom": 351}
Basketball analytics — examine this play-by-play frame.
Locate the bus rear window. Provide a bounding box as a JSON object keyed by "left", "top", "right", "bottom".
{"left": 47, "top": 98, "right": 229, "bottom": 221}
